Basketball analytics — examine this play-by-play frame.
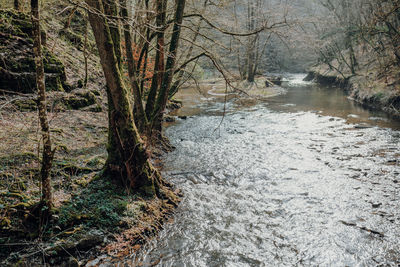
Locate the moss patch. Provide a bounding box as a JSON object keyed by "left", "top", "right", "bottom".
{"left": 0, "top": 9, "right": 67, "bottom": 93}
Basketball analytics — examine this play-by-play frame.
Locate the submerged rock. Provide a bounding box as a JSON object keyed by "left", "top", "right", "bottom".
{"left": 265, "top": 76, "right": 283, "bottom": 87}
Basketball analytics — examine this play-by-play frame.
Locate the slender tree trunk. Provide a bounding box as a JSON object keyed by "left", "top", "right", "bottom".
{"left": 247, "top": 35, "right": 256, "bottom": 82}
{"left": 86, "top": 0, "right": 162, "bottom": 196}
{"left": 151, "top": 0, "right": 186, "bottom": 136}
{"left": 83, "top": 13, "right": 89, "bottom": 88}
{"left": 120, "top": 0, "right": 148, "bottom": 132}
{"left": 246, "top": 1, "right": 256, "bottom": 83}
{"left": 14, "top": 0, "right": 21, "bottom": 11}
{"left": 169, "top": 0, "right": 207, "bottom": 99}
{"left": 63, "top": 6, "right": 78, "bottom": 30}
{"left": 31, "top": 0, "right": 54, "bottom": 213}
{"left": 145, "top": 0, "right": 167, "bottom": 121}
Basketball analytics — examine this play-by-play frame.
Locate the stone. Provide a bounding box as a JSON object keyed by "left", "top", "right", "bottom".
{"left": 0, "top": 10, "right": 68, "bottom": 93}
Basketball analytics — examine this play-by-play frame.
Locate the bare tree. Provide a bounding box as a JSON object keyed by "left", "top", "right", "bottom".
{"left": 31, "top": 0, "right": 54, "bottom": 218}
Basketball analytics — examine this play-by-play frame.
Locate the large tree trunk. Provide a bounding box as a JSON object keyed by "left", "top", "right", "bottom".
{"left": 86, "top": 0, "right": 162, "bottom": 196}
{"left": 246, "top": 1, "right": 256, "bottom": 83}
{"left": 31, "top": 0, "right": 54, "bottom": 213}
{"left": 103, "top": 0, "right": 122, "bottom": 69}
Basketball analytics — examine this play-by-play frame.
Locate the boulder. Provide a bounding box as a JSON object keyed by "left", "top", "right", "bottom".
{"left": 265, "top": 76, "right": 282, "bottom": 87}
{"left": 0, "top": 9, "right": 68, "bottom": 93}
{"left": 59, "top": 90, "right": 98, "bottom": 110}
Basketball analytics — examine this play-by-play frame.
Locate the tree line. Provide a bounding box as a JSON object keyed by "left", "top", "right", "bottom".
{"left": 310, "top": 0, "right": 400, "bottom": 78}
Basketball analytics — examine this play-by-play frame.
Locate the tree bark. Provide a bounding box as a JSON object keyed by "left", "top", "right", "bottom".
{"left": 169, "top": 0, "right": 207, "bottom": 99}
{"left": 31, "top": 0, "right": 54, "bottom": 213}
{"left": 104, "top": 0, "right": 123, "bottom": 69}
{"left": 120, "top": 0, "right": 148, "bottom": 132}
{"left": 145, "top": 0, "right": 167, "bottom": 121}
{"left": 151, "top": 0, "right": 186, "bottom": 136}
{"left": 14, "top": 0, "right": 21, "bottom": 11}
{"left": 86, "top": 0, "right": 162, "bottom": 196}
{"left": 63, "top": 6, "right": 78, "bottom": 30}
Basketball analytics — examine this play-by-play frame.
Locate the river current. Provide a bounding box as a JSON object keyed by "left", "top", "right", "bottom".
{"left": 133, "top": 74, "right": 400, "bottom": 266}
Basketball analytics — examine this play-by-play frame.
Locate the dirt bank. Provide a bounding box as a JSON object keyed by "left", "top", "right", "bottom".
{"left": 305, "top": 67, "right": 400, "bottom": 118}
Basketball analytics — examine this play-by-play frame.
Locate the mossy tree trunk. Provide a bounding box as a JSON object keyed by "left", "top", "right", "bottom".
{"left": 148, "top": 0, "right": 186, "bottom": 138}
{"left": 86, "top": 0, "right": 162, "bottom": 196}
{"left": 31, "top": 0, "right": 54, "bottom": 214}
{"left": 168, "top": 2, "right": 205, "bottom": 99}
{"left": 145, "top": 0, "right": 167, "bottom": 123}
{"left": 120, "top": 0, "right": 148, "bottom": 133}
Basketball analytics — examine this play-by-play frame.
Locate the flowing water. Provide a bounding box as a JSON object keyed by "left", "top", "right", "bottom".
{"left": 134, "top": 74, "right": 400, "bottom": 266}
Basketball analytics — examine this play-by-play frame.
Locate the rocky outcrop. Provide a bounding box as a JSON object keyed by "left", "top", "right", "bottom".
{"left": 0, "top": 9, "right": 69, "bottom": 93}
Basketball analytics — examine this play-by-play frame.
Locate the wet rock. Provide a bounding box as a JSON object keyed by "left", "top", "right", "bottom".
{"left": 164, "top": 115, "right": 175, "bottom": 123}
{"left": 76, "top": 229, "right": 104, "bottom": 249}
{"left": 265, "top": 76, "right": 282, "bottom": 87}
{"left": 303, "top": 72, "right": 315, "bottom": 81}
{"left": 178, "top": 115, "right": 187, "bottom": 120}
{"left": 371, "top": 203, "right": 382, "bottom": 208}
{"left": 166, "top": 100, "right": 182, "bottom": 110}
{"left": 354, "top": 124, "right": 372, "bottom": 129}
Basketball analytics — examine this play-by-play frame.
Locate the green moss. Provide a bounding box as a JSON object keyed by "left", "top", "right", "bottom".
{"left": 55, "top": 161, "right": 94, "bottom": 176}
{"left": 58, "top": 178, "right": 132, "bottom": 228}
{"left": 9, "top": 179, "right": 27, "bottom": 192}
{"left": 0, "top": 9, "right": 67, "bottom": 93}
{"left": 0, "top": 152, "right": 38, "bottom": 167}
{"left": 373, "top": 91, "right": 385, "bottom": 101}
{"left": 13, "top": 98, "right": 37, "bottom": 111}
{"left": 0, "top": 9, "right": 32, "bottom": 38}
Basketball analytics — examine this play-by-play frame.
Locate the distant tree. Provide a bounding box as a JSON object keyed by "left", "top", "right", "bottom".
{"left": 14, "top": 0, "right": 21, "bottom": 10}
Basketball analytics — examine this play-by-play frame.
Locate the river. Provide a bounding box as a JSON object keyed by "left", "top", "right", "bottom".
{"left": 133, "top": 74, "right": 400, "bottom": 266}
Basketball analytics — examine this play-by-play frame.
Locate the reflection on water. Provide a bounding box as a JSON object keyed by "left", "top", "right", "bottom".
{"left": 132, "top": 74, "right": 400, "bottom": 266}
{"left": 267, "top": 74, "right": 400, "bottom": 130}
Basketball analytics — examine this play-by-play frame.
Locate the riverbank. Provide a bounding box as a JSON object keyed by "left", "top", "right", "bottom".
{"left": 306, "top": 65, "right": 400, "bottom": 118}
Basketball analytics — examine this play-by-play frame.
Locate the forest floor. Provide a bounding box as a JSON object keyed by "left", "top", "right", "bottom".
{"left": 0, "top": 105, "right": 179, "bottom": 266}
